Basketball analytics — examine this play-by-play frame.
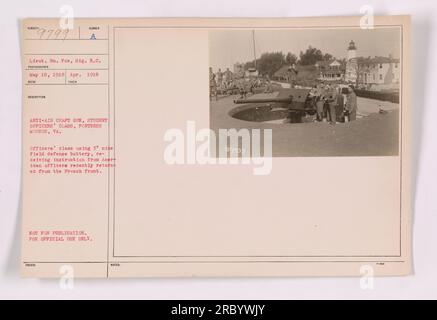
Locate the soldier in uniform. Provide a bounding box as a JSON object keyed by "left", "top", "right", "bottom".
{"left": 287, "top": 64, "right": 298, "bottom": 88}
{"left": 209, "top": 67, "right": 217, "bottom": 101}
{"left": 325, "top": 85, "right": 337, "bottom": 124}
{"left": 326, "top": 85, "right": 341, "bottom": 124}
{"left": 314, "top": 83, "right": 325, "bottom": 121}
{"left": 224, "top": 68, "right": 233, "bottom": 88}
{"left": 264, "top": 75, "right": 273, "bottom": 93}
{"left": 345, "top": 85, "right": 358, "bottom": 121}
{"left": 237, "top": 78, "right": 247, "bottom": 99}
{"left": 217, "top": 68, "right": 223, "bottom": 90}
{"left": 335, "top": 86, "right": 345, "bottom": 122}
{"left": 322, "top": 84, "right": 332, "bottom": 121}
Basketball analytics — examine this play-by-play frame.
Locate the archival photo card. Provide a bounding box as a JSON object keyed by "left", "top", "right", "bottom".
{"left": 21, "top": 16, "right": 411, "bottom": 277}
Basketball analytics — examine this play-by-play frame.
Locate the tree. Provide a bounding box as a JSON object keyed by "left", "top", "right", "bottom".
{"left": 245, "top": 52, "right": 286, "bottom": 77}
{"left": 323, "top": 53, "right": 333, "bottom": 61}
{"left": 298, "top": 46, "right": 324, "bottom": 65}
{"left": 285, "top": 52, "right": 298, "bottom": 66}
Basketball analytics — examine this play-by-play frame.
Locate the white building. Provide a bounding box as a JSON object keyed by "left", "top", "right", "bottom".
{"left": 315, "top": 59, "right": 345, "bottom": 81}
{"left": 345, "top": 40, "right": 400, "bottom": 90}
{"left": 345, "top": 40, "right": 358, "bottom": 83}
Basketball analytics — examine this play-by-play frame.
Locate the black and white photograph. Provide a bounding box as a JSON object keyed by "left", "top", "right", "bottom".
{"left": 209, "top": 27, "right": 401, "bottom": 157}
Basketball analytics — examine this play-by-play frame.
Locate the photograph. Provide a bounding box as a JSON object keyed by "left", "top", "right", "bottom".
{"left": 209, "top": 27, "right": 401, "bottom": 157}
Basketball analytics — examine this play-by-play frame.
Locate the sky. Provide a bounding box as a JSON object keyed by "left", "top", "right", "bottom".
{"left": 209, "top": 27, "right": 401, "bottom": 71}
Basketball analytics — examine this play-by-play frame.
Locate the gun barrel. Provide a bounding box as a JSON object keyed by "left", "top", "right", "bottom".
{"left": 234, "top": 97, "right": 293, "bottom": 104}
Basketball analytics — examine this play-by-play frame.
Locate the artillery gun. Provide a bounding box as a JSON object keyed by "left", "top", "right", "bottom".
{"left": 233, "top": 88, "right": 316, "bottom": 123}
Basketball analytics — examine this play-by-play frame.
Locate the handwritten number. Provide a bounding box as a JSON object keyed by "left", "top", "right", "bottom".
{"left": 54, "top": 29, "right": 62, "bottom": 39}
{"left": 37, "top": 28, "right": 46, "bottom": 39}
{"left": 62, "top": 29, "right": 69, "bottom": 40}
{"left": 35, "top": 28, "right": 69, "bottom": 40}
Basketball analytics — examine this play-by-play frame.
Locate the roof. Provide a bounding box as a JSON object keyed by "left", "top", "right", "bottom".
{"left": 315, "top": 60, "right": 330, "bottom": 68}
{"left": 273, "top": 64, "right": 319, "bottom": 85}
{"left": 315, "top": 60, "right": 337, "bottom": 67}
{"left": 320, "top": 70, "right": 344, "bottom": 76}
{"left": 357, "top": 56, "right": 400, "bottom": 65}
{"left": 273, "top": 65, "right": 297, "bottom": 77}
{"left": 315, "top": 59, "right": 346, "bottom": 69}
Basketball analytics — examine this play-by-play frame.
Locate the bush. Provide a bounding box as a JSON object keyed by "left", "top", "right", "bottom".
{"left": 354, "top": 89, "right": 399, "bottom": 103}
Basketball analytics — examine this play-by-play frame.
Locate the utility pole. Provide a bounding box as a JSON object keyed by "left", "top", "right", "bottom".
{"left": 252, "top": 30, "right": 257, "bottom": 70}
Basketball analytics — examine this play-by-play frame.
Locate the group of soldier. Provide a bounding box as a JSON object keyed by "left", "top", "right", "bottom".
{"left": 209, "top": 67, "right": 272, "bottom": 100}
{"left": 309, "top": 82, "right": 358, "bottom": 124}
{"left": 209, "top": 67, "right": 233, "bottom": 100}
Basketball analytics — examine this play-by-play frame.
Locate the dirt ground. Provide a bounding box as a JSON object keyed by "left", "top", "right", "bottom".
{"left": 210, "top": 92, "right": 400, "bottom": 157}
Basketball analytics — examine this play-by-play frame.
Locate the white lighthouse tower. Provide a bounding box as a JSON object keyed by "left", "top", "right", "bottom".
{"left": 347, "top": 40, "right": 357, "bottom": 60}
{"left": 345, "top": 40, "right": 358, "bottom": 83}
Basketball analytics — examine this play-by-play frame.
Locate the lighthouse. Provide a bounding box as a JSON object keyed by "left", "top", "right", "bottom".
{"left": 345, "top": 40, "right": 358, "bottom": 84}
{"left": 347, "top": 40, "right": 357, "bottom": 60}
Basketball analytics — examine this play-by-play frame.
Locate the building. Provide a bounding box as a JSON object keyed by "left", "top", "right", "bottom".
{"left": 273, "top": 64, "right": 319, "bottom": 87}
{"left": 345, "top": 40, "right": 358, "bottom": 83}
{"left": 315, "top": 59, "right": 346, "bottom": 81}
{"left": 273, "top": 65, "right": 294, "bottom": 82}
{"left": 356, "top": 56, "right": 400, "bottom": 88}
{"left": 245, "top": 67, "right": 259, "bottom": 78}
{"left": 345, "top": 40, "right": 400, "bottom": 90}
